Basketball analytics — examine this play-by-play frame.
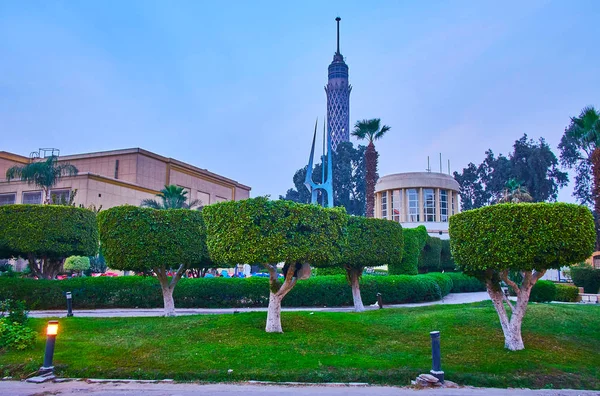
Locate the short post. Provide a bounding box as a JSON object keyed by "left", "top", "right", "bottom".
{"left": 66, "top": 292, "right": 73, "bottom": 317}
{"left": 430, "top": 331, "right": 444, "bottom": 383}
{"left": 39, "top": 320, "right": 59, "bottom": 376}
{"left": 376, "top": 292, "right": 383, "bottom": 309}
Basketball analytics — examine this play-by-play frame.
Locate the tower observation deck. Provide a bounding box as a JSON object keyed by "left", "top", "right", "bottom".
{"left": 325, "top": 17, "right": 352, "bottom": 152}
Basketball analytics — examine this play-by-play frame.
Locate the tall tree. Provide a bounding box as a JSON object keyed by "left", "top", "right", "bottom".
{"left": 558, "top": 106, "right": 600, "bottom": 248}
{"left": 351, "top": 119, "right": 391, "bottom": 217}
{"left": 5, "top": 156, "right": 78, "bottom": 204}
{"left": 498, "top": 179, "right": 533, "bottom": 203}
{"left": 454, "top": 134, "right": 567, "bottom": 210}
{"left": 141, "top": 185, "right": 201, "bottom": 210}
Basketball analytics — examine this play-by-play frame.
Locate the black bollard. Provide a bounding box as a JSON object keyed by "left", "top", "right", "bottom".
{"left": 430, "top": 331, "right": 444, "bottom": 383}
{"left": 40, "top": 321, "right": 59, "bottom": 375}
{"left": 376, "top": 292, "right": 383, "bottom": 309}
{"left": 66, "top": 292, "right": 73, "bottom": 317}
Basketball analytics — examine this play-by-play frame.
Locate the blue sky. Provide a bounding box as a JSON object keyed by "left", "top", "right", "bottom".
{"left": 1, "top": 0, "right": 599, "bottom": 202}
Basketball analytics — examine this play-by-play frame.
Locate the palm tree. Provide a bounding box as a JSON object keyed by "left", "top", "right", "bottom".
{"left": 559, "top": 106, "right": 600, "bottom": 249}
{"left": 351, "top": 119, "right": 391, "bottom": 217}
{"left": 498, "top": 179, "right": 533, "bottom": 203}
{"left": 141, "top": 185, "right": 202, "bottom": 210}
{"left": 6, "top": 156, "right": 78, "bottom": 204}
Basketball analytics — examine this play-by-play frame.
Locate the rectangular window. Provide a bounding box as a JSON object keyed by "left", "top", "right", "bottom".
{"left": 22, "top": 191, "right": 42, "bottom": 205}
{"left": 0, "top": 193, "right": 16, "bottom": 206}
{"left": 424, "top": 188, "right": 436, "bottom": 222}
{"left": 440, "top": 190, "right": 448, "bottom": 222}
{"left": 451, "top": 193, "right": 455, "bottom": 215}
{"left": 407, "top": 189, "right": 419, "bottom": 222}
{"left": 197, "top": 191, "right": 210, "bottom": 207}
{"left": 391, "top": 190, "right": 402, "bottom": 222}
{"left": 215, "top": 196, "right": 228, "bottom": 203}
{"left": 381, "top": 192, "right": 388, "bottom": 219}
{"left": 50, "top": 189, "right": 70, "bottom": 205}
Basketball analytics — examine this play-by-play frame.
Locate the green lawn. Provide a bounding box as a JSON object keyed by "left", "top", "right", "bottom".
{"left": 1, "top": 302, "right": 599, "bottom": 389}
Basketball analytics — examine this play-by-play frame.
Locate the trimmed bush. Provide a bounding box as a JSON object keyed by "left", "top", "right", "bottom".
{"left": 0, "top": 274, "right": 454, "bottom": 310}
{"left": 440, "top": 240, "right": 456, "bottom": 272}
{"left": 390, "top": 225, "right": 427, "bottom": 275}
{"left": 529, "top": 280, "right": 557, "bottom": 303}
{"left": 64, "top": 256, "right": 91, "bottom": 273}
{"left": 423, "top": 272, "right": 453, "bottom": 296}
{"left": 419, "top": 236, "right": 442, "bottom": 273}
{"left": 555, "top": 284, "right": 579, "bottom": 302}
{"left": 315, "top": 267, "right": 346, "bottom": 276}
{"left": 446, "top": 272, "right": 486, "bottom": 292}
{"left": 0, "top": 205, "right": 98, "bottom": 279}
{"left": 570, "top": 265, "right": 600, "bottom": 294}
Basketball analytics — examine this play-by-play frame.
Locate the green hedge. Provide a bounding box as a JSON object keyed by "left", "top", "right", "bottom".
{"left": 0, "top": 273, "right": 461, "bottom": 309}
{"left": 570, "top": 265, "right": 600, "bottom": 294}
{"left": 390, "top": 226, "right": 427, "bottom": 275}
{"left": 529, "top": 280, "right": 557, "bottom": 303}
{"left": 445, "top": 272, "right": 486, "bottom": 292}
{"left": 418, "top": 236, "right": 442, "bottom": 273}
{"left": 423, "top": 272, "right": 452, "bottom": 296}
{"left": 440, "top": 240, "right": 456, "bottom": 272}
{"left": 555, "top": 284, "right": 579, "bottom": 302}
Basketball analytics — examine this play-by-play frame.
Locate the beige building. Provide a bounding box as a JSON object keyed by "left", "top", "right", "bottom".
{"left": 0, "top": 148, "right": 251, "bottom": 209}
{"left": 375, "top": 172, "right": 460, "bottom": 239}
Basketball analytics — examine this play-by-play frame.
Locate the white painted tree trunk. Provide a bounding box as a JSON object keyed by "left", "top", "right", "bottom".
{"left": 486, "top": 270, "right": 543, "bottom": 351}
{"left": 265, "top": 292, "right": 283, "bottom": 333}
{"left": 349, "top": 269, "right": 365, "bottom": 312}
{"left": 161, "top": 284, "right": 176, "bottom": 317}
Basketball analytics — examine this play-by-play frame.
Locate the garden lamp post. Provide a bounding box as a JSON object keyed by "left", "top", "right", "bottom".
{"left": 430, "top": 330, "right": 444, "bottom": 383}
{"left": 40, "top": 320, "right": 59, "bottom": 375}
{"left": 66, "top": 292, "right": 73, "bottom": 317}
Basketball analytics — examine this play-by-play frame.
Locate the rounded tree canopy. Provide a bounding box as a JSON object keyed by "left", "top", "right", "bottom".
{"left": 203, "top": 197, "right": 347, "bottom": 265}
{"left": 97, "top": 206, "right": 208, "bottom": 271}
{"left": 339, "top": 216, "right": 403, "bottom": 270}
{"left": 449, "top": 203, "right": 595, "bottom": 274}
{"left": 64, "top": 255, "right": 91, "bottom": 272}
{"left": 0, "top": 204, "right": 98, "bottom": 260}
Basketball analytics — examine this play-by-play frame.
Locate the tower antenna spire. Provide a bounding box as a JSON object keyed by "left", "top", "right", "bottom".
{"left": 336, "top": 17, "right": 341, "bottom": 54}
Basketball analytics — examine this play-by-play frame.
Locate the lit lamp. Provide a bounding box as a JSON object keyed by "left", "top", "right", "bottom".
{"left": 39, "top": 320, "right": 59, "bottom": 376}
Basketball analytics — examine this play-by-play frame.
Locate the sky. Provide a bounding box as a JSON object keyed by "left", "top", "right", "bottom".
{"left": 1, "top": 0, "right": 599, "bottom": 203}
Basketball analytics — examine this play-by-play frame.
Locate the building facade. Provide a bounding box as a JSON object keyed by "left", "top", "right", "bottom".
{"left": 325, "top": 17, "right": 352, "bottom": 152}
{"left": 0, "top": 148, "right": 251, "bottom": 209}
{"left": 374, "top": 172, "right": 461, "bottom": 239}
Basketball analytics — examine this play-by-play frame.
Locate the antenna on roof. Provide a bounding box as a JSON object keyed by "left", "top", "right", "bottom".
{"left": 426, "top": 156, "right": 431, "bottom": 172}
{"left": 335, "top": 17, "right": 341, "bottom": 54}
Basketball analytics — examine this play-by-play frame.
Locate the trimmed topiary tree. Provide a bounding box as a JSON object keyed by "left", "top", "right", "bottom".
{"left": 336, "top": 217, "right": 403, "bottom": 312}
{"left": 450, "top": 203, "right": 595, "bottom": 351}
{"left": 0, "top": 205, "right": 98, "bottom": 279}
{"left": 203, "top": 197, "right": 347, "bottom": 333}
{"left": 440, "top": 239, "right": 456, "bottom": 272}
{"left": 390, "top": 225, "right": 427, "bottom": 275}
{"left": 97, "top": 206, "right": 208, "bottom": 316}
{"left": 418, "top": 236, "right": 442, "bottom": 273}
{"left": 64, "top": 256, "right": 90, "bottom": 276}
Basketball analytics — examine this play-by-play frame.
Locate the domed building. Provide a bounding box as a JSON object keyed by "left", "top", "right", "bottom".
{"left": 374, "top": 172, "right": 461, "bottom": 239}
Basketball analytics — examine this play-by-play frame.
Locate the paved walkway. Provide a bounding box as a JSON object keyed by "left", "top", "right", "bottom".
{"left": 1, "top": 380, "right": 598, "bottom": 396}
{"left": 29, "top": 292, "right": 491, "bottom": 318}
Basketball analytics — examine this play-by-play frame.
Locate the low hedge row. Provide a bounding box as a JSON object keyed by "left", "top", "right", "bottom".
{"left": 529, "top": 281, "right": 579, "bottom": 303}
{"left": 0, "top": 273, "right": 481, "bottom": 310}
{"left": 555, "top": 284, "right": 579, "bottom": 302}
{"left": 445, "top": 272, "right": 486, "bottom": 292}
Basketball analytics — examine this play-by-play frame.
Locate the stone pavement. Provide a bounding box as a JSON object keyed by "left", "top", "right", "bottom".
{"left": 1, "top": 380, "right": 598, "bottom": 396}
{"left": 29, "top": 292, "right": 491, "bottom": 318}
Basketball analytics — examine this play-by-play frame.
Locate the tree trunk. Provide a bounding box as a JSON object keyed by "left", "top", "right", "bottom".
{"left": 591, "top": 147, "right": 600, "bottom": 250}
{"left": 486, "top": 270, "right": 545, "bottom": 351}
{"left": 264, "top": 262, "right": 298, "bottom": 333}
{"left": 347, "top": 267, "right": 365, "bottom": 312}
{"left": 365, "top": 142, "right": 379, "bottom": 218}
{"left": 43, "top": 187, "right": 51, "bottom": 205}
{"left": 156, "top": 264, "right": 186, "bottom": 317}
{"left": 161, "top": 284, "right": 176, "bottom": 317}
{"left": 265, "top": 292, "right": 283, "bottom": 332}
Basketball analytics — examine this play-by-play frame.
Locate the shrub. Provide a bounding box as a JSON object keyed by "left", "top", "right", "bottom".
{"left": 0, "top": 274, "right": 453, "bottom": 309}
{"left": 64, "top": 256, "right": 91, "bottom": 273}
{"left": 418, "top": 236, "right": 442, "bottom": 273}
{"left": 0, "top": 205, "right": 98, "bottom": 279}
{"left": 390, "top": 225, "right": 427, "bottom": 275}
{"left": 423, "top": 272, "right": 453, "bottom": 296}
{"left": 529, "top": 280, "right": 557, "bottom": 302}
{"left": 570, "top": 264, "right": 600, "bottom": 294}
{"left": 315, "top": 267, "right": 346, "bottom": 276}
{"left": 0, "top": 299, "right": 28, "bottom": 325}
{"left": 555, "top": 284, "right": 579, "bottom": 302}
{"left": 450, "top": 202, "right": 595, "bottom": 350}
{"left": 0, "top": 318, "right": 36, "bottom": 351}
{"left": 440, "top": 240, "right": 456, "bottom": 272}
{"left": 445, "top": 272, "right": 486, "bottom": 292}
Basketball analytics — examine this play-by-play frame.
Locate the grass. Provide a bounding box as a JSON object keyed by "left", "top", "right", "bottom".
{"left": 1, "top": 302, "right": 599, "bottom": 389}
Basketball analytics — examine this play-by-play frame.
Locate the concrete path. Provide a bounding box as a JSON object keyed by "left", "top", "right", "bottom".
{"left": 1, "top": 380, "right": 598, "bottom": 396}
{"left": 29, "top": 292, "right": 491, "bottom": 318}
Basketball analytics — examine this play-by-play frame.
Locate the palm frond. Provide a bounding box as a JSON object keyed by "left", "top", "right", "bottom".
{"left": 140, "top": 199, "right": 164, "bottom": 209}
